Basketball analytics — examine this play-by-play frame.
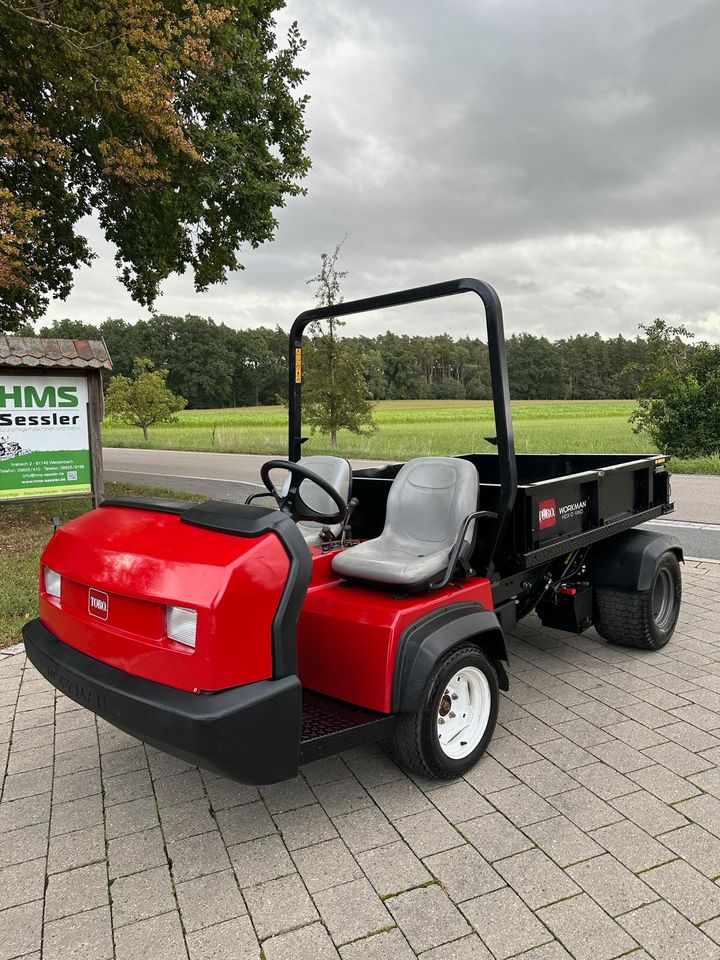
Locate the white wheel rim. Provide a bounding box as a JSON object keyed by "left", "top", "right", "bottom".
{"left": 436, "top": 665, "right": 491, "bottom": 760}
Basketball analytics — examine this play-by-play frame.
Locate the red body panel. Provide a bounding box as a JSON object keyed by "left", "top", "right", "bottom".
{"left": 40, "top": 505, "right": 494, "bottom": 712}
{"left": 39, "top": 507, "right": 290, "bottom": 693}
{"left": 297, "top": 549, "right": 494, "bottom": 712}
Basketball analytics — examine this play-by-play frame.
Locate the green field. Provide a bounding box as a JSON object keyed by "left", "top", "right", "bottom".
{"left": 102, "top": 399, "right": 719, "bottom": 474}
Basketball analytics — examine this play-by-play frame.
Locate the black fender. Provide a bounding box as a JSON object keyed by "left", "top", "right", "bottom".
{"left": 392, "top": 602, "right": 507, "bottom": 713}
{"left": 585, "top": 528, "right": 683, "bottom": 592}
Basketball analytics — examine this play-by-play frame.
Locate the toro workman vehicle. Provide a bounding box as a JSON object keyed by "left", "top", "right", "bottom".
{"left": 23, "top": 279, "right": 683, "bottom": 783}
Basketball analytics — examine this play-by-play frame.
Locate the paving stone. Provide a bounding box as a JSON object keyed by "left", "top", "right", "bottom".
{"left": 0, "top": 822, "right": 48, "bottom": 869}
{"left": 215, "top": 798, "right": 275, "bottom": 845}
{"left": 315, "top": 877, "right": 392, "bottom": 946}
{"left": 460, "top": 810, "right": 534, "bottom": 862}
{"left": 203, "top": 775, "right": 259, "bottom": 811}
{"left": 487, "top": 734, "right": 544, "bottom": 768}
{"left": 656, "top": 721, "right": 720, "bottom": 753}
{"left": 105, "top": 795, "right": 159, "bottom": 840}
{"left": 230, "top": 833, "right": 295, "bottom": 888}
{"left": 676, "top": 794, "right": 720, "bottom": 836}
{"left": 103, "top": 768, "right": 154, "bottom": 807}
{"left": 645, "top": 741, "right": 716, "bottom": 776}
{"left": 168, "top": 829, "right": 231, "bottom": 883}
{"left": 461, "top": 887, "right": 553, "bottom": 959}
{"left": 101, "top": 744, "right": 147, "bottom": 778}
{"left": 115, "top": 909, "right": 189, "bottom": 960}
{"left": 357, "top": 839, "right": 431, "bottom": 896}
{"left": 660, "top": 823, "right": 720, "bottom": 878}
{"left": 591, "top": 824, "right": 666, "bottom": 881}
{"left": 419, "top": 933, "right": 494, "bottom": 960}
{"left": 523, "top": 814, "right": 602, "bottom": 867}
{"left": 507, "top": 944, "right": 573, "bottom": 960}
{"left": 629, "top": 763, "right": 703, "bottom": 803}
{"left": 175, "top": 868, "right": 246, "bottom": 932}
{"left": 427, "top": 780, "right": 492, "bottom": 823}
{"left": 549, "top": 786, "right": 624, "bottom": 831}
{"left": 462, "top": 754, "right": 521, "bottom": 794}
{"left": 333, "top": 805, "right": 400, "bottom": 854}
{"left": 370, "top": 778, "right": 433, "bottom": 820}
{"left": 512, "top": 758, "right": 578, "bottom": 797}
{"left": 643, "top": 859, "right": 720, "bottom": 924}
{"left": 260, "top": 775, "right": 317, "bottom": 813}
{"left": 47, "top": 824, "right": 105, "bottom": 875}
{"left": 486, "top": 783, "right": 557, "bottom": 827}
{"left": 612, "top": 789, "right": 690, "bottom": 835}
{"left": 0, "top": 858, "right": 46, "bottom": 910}
{"left": 424, "top": 843, "right": 504, "bottom": 903}
{"left": 533, "top": 737, "right": 596, "bottom": 770}
{"left": 159, "top": 797, "right": 217, "bottom": 842}
{"left": 385, "top": 883, "right": 471, "bottom": 953}
{"left": 301, "top": 755, "right": 350, "bottom": 786}
{"left": 619, "top": 900, "right": 720, "bottom": 960}
{"left": 606, "top": 719, "right": 668, "bottom": 750}
{"left": 264, "top": 921, "right": 340, "bottom": 960}
{"left": 45, "top": 862, "right": 108, "bottom": 921}
{"left": 570, "top": 761, "right": 637, "bottom": 800}
{"left": 111, "top": 864, "right": 177, "bottom": 927}
{"left": 146, "top": 748, "right": 195, "bottom": 780}
{"left": 394, "top": 808, "right": 464, "bottom": 857}
{"left": 107, "top": 827, "right": 167, "bottom": 879}
{"left": 274, "top": 801, "right": 337, "bottom": 850}
{"left": 553, "top": 718, "right": 613, "bottom": 748}
{"left": 7, "top": 744, "right": 54, "bottom": 774}
{"left": 243, "top": 872, "right": 317, "bottom": 940}
{"left": 567, "top": 853, "right": 657, "bottom": 916}
{"left": 340, "top": 928, "right": 415, "bottom": 960}
{"left": 495, "top": 848, "right": 580, "bottom": 909}
{"left": 0, "top": 791, "right": 50, "bottom": 832}
{"left": 538, "top": 893, "right": 637, "bottom": 960}
{"left": 42, "top": 905, "right": 113, "bottom": 960}
{"left": 153, "top": 768, "right": 205, "bottom": 808}
{"left": 588, "top": 739, "right": 656, "bottom": 773}
{"left": 313, "top": 776, "right": 374, "bottom": 818}
{"left": 1, "top": 767, "right": 53, "bottom": 802}
{"left": 292, "top": 837, "right": 362, "bottom": 893}
{"left": 0, "top": 902, "right": 43, "bottom": 960}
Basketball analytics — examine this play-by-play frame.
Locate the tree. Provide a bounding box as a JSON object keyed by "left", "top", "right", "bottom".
{"left": 303, "top": 242, "right": 376, "bottom": 447}
{"left": 630, "top": 319, "right": 720, "bottom": 457}
{"left": 105, "top": 358, "right": 186, "bottom": 442}
{"left": 506, "top": 334, "right": 567, "bottom": 400}
{"left": 0, "top": 1, "right": 310, "bottom": 331}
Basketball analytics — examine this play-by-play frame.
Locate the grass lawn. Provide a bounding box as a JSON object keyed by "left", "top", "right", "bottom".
{"left": 0, "top": 482, "right": 203, "bottom": 650}
{"left": 103, "top": 399, "right": 719, "bottom": 474}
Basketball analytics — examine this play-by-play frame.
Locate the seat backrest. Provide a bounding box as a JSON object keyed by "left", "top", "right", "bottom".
{"left": 383, "top": 456, "right": 478, "bottom": 553}
{"left": 287, "top": 455, "right": 352, "bottom": 539}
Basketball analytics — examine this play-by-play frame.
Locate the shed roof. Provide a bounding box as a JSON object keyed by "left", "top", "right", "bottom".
{"left": 0, "top": 336, "right": 112, "bottom": 370}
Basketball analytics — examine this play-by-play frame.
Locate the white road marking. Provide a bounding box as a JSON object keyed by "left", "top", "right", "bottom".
{"left": 645, "top": 519, "right": 720, "bottom": 533}
{"left": 106, "top": 470, "right": 266, "bottom": 489}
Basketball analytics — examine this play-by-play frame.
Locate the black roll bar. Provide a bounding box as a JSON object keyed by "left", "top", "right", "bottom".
{"left": 287, "top": 278, "right": 518, "bottom": 577}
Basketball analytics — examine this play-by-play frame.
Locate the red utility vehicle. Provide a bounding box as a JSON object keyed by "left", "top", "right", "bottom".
{"left": 23, "top": 279, "right": 682, "bottom": 783}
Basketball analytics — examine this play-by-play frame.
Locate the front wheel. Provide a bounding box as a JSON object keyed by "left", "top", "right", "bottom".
{"left": 391, "top": 645, "right": 499, "bottom": 779}
{"left": 594, "top": 551, "right": 682, "bottom": 650}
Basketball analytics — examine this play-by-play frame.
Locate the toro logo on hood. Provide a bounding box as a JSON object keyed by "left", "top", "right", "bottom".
{"left": 88, "top": 588, "right": 109, "bottom": 620}
{"left": 538, "top": 499, "right": 557, "bottom": 529}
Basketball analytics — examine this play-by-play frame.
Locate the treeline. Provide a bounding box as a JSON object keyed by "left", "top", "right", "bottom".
{"left": 39, "top": 316, "right": 649, "bottom": 409}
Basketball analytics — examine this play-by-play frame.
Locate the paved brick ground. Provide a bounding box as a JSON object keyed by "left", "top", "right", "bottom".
{"left": 3, "top": 560, "right": 720, "bottom": 959}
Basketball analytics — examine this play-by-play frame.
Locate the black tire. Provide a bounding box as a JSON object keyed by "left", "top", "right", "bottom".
{"left": 391, "top": 644, "right": 499, "bottom": 779}
{"left": 594, "top": 551, "right": 682, "bottom": 650}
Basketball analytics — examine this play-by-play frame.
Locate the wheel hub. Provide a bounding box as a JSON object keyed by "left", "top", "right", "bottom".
{"left": 436, "top": 666, "right": 492, "bottom": 761}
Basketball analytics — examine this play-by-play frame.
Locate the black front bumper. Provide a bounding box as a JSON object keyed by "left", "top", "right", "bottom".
{"left": 23, "top": 619, "right": 302, "bottom": 784}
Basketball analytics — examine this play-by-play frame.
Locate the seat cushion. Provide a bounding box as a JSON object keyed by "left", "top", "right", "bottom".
{"left": 331, "top": 456, "right": 478, "bottom": 588}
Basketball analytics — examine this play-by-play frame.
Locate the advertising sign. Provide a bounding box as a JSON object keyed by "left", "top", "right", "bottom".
{"left": 0, "top": 375, "right": 92, "bottom": 499}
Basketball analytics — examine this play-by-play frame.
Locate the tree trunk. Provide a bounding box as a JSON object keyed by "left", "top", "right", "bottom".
{"left": 142, "top": 424, "right": 149, "bottom": 442}
{"left": 331, "top": 429, "right": 337, "bottom": 448}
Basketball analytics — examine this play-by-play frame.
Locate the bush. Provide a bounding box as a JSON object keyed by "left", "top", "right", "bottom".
{"left": 631, "top": 321, "right": 720, "bottom": 457}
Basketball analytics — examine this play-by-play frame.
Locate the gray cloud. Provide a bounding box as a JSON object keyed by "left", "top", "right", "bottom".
{"left": 45, "top": 0, "right": 720, "bottom": 341}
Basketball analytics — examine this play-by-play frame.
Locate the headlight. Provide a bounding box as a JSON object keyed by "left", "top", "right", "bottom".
{"left": 166, "top": 606, "right": 197, "bottom": 648}
{"left": 44, "top": 567, "right": 62, "bottom": 599}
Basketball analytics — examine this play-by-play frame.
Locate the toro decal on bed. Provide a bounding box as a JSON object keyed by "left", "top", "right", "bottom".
{"left": 538, "top": 499, "right": 557, "bottom": 529}
{"left": 88, "top": 588, "right": 109, "bottom": 620}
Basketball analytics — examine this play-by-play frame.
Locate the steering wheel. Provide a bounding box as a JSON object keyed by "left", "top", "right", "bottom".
{"left": 260, "top": 459, "right": 347, "bottom": 524}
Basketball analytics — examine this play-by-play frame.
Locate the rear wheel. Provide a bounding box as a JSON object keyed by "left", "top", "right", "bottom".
{"left": 391, "top": 645, "right": 499, "bottom": 779}
{"left": 594, "top": 551, "right": 682, "bottom": 650}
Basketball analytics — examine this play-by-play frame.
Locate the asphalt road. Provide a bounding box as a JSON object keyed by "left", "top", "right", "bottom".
{"left": 103, "top": 448, "right": 720, "bottom": 560}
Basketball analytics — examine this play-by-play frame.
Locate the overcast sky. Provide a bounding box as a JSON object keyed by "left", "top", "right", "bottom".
{"left": 44, "top": 0, "right": 720, "bottom": 341}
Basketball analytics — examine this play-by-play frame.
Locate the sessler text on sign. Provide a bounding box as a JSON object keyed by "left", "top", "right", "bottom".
{"left": 0, "top": 375, "right": 92, "bottom": 500}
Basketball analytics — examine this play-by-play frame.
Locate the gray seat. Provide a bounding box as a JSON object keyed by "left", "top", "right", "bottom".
{"left": 331, "top": 456, "right": 479, "bottom": 588}
{"left": 282, "top": 455, "right": 352, "bottom": 547}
